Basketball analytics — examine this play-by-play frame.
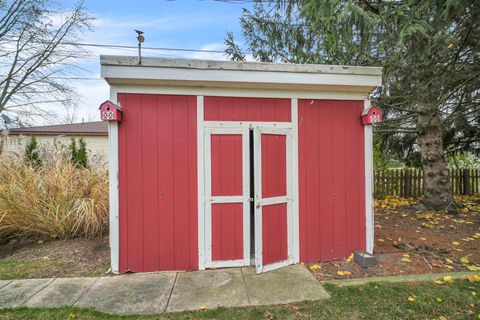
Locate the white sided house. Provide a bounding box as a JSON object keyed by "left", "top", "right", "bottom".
{"left": 100, "top": 55, "right": 383, "bottom": 274}
{"left": 1, "top": 122, "right": 109, "bottom": 159}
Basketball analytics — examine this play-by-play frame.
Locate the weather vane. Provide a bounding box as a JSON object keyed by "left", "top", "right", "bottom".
{"left": 135, "top": 30, "right": 145, "bottom": 65}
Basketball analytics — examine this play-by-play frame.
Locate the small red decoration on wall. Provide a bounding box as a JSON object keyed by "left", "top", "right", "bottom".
{"left": 99, "top": 100, "right": 122, "bottom": 122}
{"left": 361, "top": 106, "right": 382, "bottom": 125}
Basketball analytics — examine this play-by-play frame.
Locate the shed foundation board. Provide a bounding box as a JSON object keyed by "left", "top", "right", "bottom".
{"left": 0, "top": 278, "right": 53, "bottom": 308}
{"left": 166, "top": 269, "right": 249, "bottom": 312}
{"left": 25, "top": 277, "right": 98, "bottom": 308}
{"left": 242, "top": 265, "right": 330, "bottom": 305}
{"left": 74, "top": 273, "right": 176, "bottom": 314}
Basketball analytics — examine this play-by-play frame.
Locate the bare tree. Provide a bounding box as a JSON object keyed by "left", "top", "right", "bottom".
{"left": 60, "top": 103, "right": 79, "bottom": 124}
{"left": 0, "top": 0, "right": 92, "bottom": 126}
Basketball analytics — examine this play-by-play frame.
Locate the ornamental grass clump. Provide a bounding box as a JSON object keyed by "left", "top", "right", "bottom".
{"left": 0, "top": 152, "right": 109, "bottom": 241}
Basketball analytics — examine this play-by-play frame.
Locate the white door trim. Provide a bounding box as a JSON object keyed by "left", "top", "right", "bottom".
{"left": 203, "top": 127, "right": 251, "bottom": 268}
{"left": 291, "top": 98, "right": 300, "bottom": 263}
{"left": 254, "top": 126, "right": 295, "bottom": 274}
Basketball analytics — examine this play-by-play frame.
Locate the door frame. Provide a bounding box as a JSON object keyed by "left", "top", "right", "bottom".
{"left": 203, "top": 127, "right": 251, "bottom": 268}
{"left": 254, "top": 127, "right": 294, "bottom": 273}
{"left": 198, "top": 98, "right": 300, "bottom": 271}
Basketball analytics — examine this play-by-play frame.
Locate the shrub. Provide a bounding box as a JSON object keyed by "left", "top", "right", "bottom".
{"left": 24, "top": 136, "right": 42, "bottom": 167}
{"left": 69, "top": 137, "right": 89, "bottom": 168}
{"left": 0, "top": 155, "right": 108, "bottom": 241}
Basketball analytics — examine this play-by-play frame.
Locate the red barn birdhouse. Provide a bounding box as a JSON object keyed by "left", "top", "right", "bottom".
{"left": 99, "top": 100, "right": 122, "bottom": 122}
{"left": 361, "top": 106, "right": 382, "bottom": 125}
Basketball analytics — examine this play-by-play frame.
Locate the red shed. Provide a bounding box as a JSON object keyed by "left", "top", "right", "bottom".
{"left": 100, "top": 56, "right": 382, "bottom": 274}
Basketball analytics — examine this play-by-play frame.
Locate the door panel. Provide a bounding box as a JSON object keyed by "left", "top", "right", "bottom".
{"left": 254, "top": 127, "right": 293, "bottom": 273}
{"left": 205, "top": 129, "right": 250, "bottom": 268}
{"left": 211, "top": 135, "right": 243, "bottom": 196}
{"left": 212, "top": 203, "right": 244, "bottom": 261}
{"left": 261, "top": 135, "right": 287, "bottom": 198}
{"left": 262, "top": 203, "right": 288, "bottom": 265}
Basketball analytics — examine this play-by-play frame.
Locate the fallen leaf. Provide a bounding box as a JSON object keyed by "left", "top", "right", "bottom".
{"left": 434, "top": 280, "right": 445, "bottom": 285}
{"left": 337, "top": 271, "right": 352, "bottom": 276}
{"left": 466, "top": 265, "right": 480, "bottom": 271}
{"left": 419, "top": 237, "right": 427, "bottom": 241}
{"left": 310, "top": 264, "right": 321, "bottom": 271}
{"left": 471, "top": 291, "right": 477, "bottom": 296}
{"left": 468, "top": 275, "right": 480, "bottom": 283}
{"left": 438, "top": 316, "right": 447, "bottom": 320}
{"left": 436, "top": 297, "right": 443, "bottom": 302}
{"left": 452, "top": 241, "right": 461, "bottom": 246}
{"left": 199, "top": 306, "right": 208, "bottom": 310}
{"left": 401, "top": 258, "right": 412, "bottom": 263}
{"left": 445, "top": 258, "right": 454, "bottom": 264}
{"left": 408, "top": 295, "right": 416, "bottom": 302}
{"left": 460, "top": 256, "right": 470, "bottom": 264}
{"left": 443, "top": 275, "right": 454, "bottom": 283}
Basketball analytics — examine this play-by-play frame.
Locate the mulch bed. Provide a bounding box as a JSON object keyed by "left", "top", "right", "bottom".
{"left": 309, "top": 195, "right": 480, "bottom": 281}
{"left": 0, "top": 237, "right": 110, "bottom": 278}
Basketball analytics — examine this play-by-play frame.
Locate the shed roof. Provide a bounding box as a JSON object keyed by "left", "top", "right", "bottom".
{"left": 100, "top": 56, "right": 382, "bottom": 94}
{"left": 5, "top": 121, "right": 108, "bottom": 136}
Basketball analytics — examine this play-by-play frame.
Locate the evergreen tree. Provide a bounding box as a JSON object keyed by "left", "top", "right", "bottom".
{"left": 227, "top": 0, "right": 480, "bottom": 210}
{"left": 69, "top": 137, "right": 88, "bottom": 168}
{"left": 24, "top": 136, "right": 41, "bottom": 167}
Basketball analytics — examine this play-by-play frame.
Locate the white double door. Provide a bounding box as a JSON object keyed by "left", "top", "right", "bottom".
{"left": 203, "top": 125, "right": 296, "bottom": 273}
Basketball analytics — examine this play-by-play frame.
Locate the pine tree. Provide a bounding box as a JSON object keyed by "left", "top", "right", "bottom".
{"left": 227, "top": 0, "right": 480, "bottom": 210}
{"left": 24, "top": 136, "right": 41, "bottom": 167}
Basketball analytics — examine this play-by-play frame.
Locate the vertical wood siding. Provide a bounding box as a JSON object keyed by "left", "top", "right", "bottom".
{"left": 204, "top": 97, "right": 291, "bottom": 121}
{"left": 212, "top": 203, "right": 244, "bottom": 261}
{"left": 118, "top": 93, "right": 197, "bottom": 272}
{"left": 261, "top": 134, "right": 288, "bottom": 265}
{"left": 210, "top": 134, "right": 244, "bottom": 261}
{"left": 298, "top": 99, "right": 365, "bottom": 262}
{"left": 262, "top": 203, "right": 288, "bottom": 265}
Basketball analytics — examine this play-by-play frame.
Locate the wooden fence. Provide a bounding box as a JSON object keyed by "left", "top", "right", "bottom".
{"left": 374, "top": 168, "right": 480, "bottom": 198}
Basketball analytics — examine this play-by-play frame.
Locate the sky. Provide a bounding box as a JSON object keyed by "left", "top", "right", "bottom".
{"left": 58, "top": 0, "right": 254, "bottom": 124}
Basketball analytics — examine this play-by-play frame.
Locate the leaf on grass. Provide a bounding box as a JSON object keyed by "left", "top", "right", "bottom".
{"left": 443, "top": 275, "right": 454, "bottom": 283}
{"left": 434, "top": 280, "right": 445, "bottom": 285}
{"left": 407, "top": 295, "right": 416, "bottom": 302}
{"left": 471, "top": 291, "right": 477, "bottom": 296}
{"left": 468, "top": 275, "right": 480, "bottom": 283}
{"left": 199, "top": 306, "right": 208, "bottom": 310}
{"left": 436, "top": 297, "right": 443, "bottom": 302}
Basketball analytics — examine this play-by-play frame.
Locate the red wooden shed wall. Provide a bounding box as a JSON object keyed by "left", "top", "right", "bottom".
{"left": 117, "top": 93, "right": 198, "bottom": 272}
{"left": 204, "top": 96, "right": 291, "bottom": 121}
{"left": 298, "top": 99, "right": 366, "bottom": 262}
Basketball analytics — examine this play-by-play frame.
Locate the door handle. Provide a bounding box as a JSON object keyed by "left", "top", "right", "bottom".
{"left": 256, "top": 202, "right": 261, "bottom": 209}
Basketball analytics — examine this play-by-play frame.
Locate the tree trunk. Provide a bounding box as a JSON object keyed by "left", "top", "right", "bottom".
{"left": 417, "top": 111, "right": 454, "bottom": 211}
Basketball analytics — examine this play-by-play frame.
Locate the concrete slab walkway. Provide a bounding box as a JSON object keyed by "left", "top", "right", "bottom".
{"left": 0, "top": 265, "right": 329, "bottom": 315}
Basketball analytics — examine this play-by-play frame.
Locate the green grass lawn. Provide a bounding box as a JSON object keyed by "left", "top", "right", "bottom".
{"left": 0, "top": 259, "right": 65, "bottom": 280}
{"left": 0, "top": 280, "right": 478, "bottom": 319}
